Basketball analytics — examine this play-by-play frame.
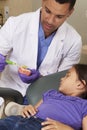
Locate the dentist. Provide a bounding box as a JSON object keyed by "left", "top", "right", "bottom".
{"left": 0, "top": 0, "right": 82, "bottom": 102}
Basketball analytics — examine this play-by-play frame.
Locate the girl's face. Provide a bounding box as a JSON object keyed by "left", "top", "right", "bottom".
{"left": 59, "top": 67, "right": 82, "bottom": 96}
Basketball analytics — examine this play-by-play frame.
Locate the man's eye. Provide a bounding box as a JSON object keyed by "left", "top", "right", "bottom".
{"left": 56, "top": 15, "right": 64, "bottom": 19}
{"left": 45, "top": 8, "right": 50, "bottom": 14}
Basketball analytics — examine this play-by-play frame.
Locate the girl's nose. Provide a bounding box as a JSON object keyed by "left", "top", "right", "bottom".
{"left": 61, "top": 77, "right": 65, "bottom": 81}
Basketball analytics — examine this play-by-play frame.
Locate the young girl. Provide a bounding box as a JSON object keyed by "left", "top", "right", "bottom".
{"left": 1, "top": 64, "right": 87, "bottom": 130}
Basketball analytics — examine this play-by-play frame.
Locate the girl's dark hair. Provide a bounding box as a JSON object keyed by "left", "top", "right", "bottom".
{"left": 55, "top": 0, "right": 76, "bottom": 10}
{"left": 74, "top": 64, "right": 87, "bottom": 99}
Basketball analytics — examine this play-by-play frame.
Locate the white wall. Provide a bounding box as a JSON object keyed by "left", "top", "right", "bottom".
{"left": 67, "top": 0, "right": 87, "bottom": 45}
{"left": 32, "top": 0, "right": 41, "bottom": 11}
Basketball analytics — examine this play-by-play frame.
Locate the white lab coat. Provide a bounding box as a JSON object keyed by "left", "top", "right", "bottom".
{"left": 0, "top": 9, "right": 82, "bottom": 96}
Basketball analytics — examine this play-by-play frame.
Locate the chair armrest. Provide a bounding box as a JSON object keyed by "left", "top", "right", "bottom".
{"left": 0, "top": 88, "right": 23, "bottom": 104}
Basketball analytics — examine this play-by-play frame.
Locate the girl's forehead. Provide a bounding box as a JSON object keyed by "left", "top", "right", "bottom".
{"left": 68, "top": 67, "right": 75, "bottom": 73}
{"left": 68, "top": 67, "right": 78, "bottom": 77}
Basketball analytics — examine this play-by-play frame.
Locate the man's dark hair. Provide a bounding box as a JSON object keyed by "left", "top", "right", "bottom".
{"left": 0, "top": 13, "right": 3, "bottom": 26}
{"left": 55, "top": 0, "right": 76, "bottom": 10}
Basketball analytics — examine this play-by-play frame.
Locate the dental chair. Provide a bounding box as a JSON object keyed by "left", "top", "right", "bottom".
{"left": 0, "top": 88, "right": 23, "bottom": 104}
{"left": 26, "top": 70, "right": 67, "bottom": 105}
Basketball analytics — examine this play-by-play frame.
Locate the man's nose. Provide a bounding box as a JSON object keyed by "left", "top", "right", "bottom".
{"left": 48, "top": 15, "right": 55, "bottom": 24}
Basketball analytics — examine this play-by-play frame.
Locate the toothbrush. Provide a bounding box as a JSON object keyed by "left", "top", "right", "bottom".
{"left": 6, "top": 59, "right": 27, "bottom": 68}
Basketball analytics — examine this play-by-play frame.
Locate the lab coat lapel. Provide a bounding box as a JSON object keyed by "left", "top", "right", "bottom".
{"left": 39, "top": 22, "right": 67, "bottom": 75}
{"left": 27, "top": 9, "right": 40, "bottom": 69}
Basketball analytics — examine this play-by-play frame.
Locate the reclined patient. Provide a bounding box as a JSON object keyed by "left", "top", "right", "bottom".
{"left": 0, "top": 64, "right": 87, "bottom": 130}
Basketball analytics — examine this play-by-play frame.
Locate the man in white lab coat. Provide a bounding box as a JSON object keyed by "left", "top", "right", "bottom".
{"left": 0, "top": 0, "right": 82, "bottom": 101}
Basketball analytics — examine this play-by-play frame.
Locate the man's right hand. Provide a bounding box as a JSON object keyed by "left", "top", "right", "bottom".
{"left": 0, "top": 54, "right": 7, "bottom": 72}
{"left": 18, "top": 68, "right": 40, "bottom": 84}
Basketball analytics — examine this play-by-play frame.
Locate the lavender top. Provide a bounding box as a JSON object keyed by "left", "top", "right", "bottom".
{"left": 36, "top": 89, "right": 87, "bottom": 130}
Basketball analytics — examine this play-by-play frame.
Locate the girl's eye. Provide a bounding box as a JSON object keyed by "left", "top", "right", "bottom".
{"left": 65, "top": 73, "right": 70, "bottom": 77}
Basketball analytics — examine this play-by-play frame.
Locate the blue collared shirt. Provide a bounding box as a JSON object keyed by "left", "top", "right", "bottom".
{"left": 37, "top": 22, "right": 55, "bottom": 68}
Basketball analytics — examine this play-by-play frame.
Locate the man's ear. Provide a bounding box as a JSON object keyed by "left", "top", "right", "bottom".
{"left": 67, "top": 8, "right": 74, "bottom": 17}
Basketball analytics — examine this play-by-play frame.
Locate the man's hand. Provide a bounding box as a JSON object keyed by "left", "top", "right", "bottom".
{"left": 18, "top": 69, "right": 40, "bottom": 83}
{"left": 0, "top": 54, "right": 7, "bottom": 72}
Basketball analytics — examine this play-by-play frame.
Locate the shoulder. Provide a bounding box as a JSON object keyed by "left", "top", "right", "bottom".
{"left": 64, "top": 22, "right": 81, "bottom": 40}
{"left": 58, "top": 21, "right": 81, "bottom": 41}
{"left": 56, "top": 22, "right": 82, "bottom": 49}
{"left": 5, "top": 8, "right": 40, "bottom": 27}
{"left": 42, "top": 89, "right": 62, "bottom": 101}
{"left": 43, "top": 89, "right": 58, "bottom": 97}
{"left": 7, "top": 12, "right": 36, "bottom": 25}
{"left": 44, "top": 89, "right": 57, "bottom": 94}
{"left": 1, "top": 8, "right": 40, "bottom": 35}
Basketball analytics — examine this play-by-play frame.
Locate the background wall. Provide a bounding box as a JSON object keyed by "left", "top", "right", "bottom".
{"left": 32, "top": 0, "right": 41, "bottom": 11}
{"left": 0, "top": 0, "right": 32, "bottom": 22}
{"left": 67, "top": 0, "right": 87, "bottom": 45}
